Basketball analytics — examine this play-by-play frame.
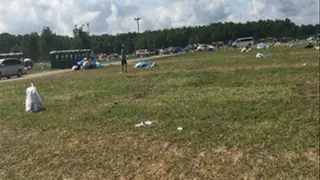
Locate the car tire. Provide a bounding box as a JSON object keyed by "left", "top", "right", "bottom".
{"left": 7, "top": 76, "right": 11, "bottom": 79}
{"left": 17, "top": 69, "right": 23, "bottom": 77}
{"left": 0, "top": 72, "right": 2, "bottom": 80}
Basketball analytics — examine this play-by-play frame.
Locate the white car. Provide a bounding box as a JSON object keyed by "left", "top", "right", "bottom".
{"left": 136, "top": 49, "right": 149, "bottom": 57}
{"left": 232, "top": 37, "right": 254, "bottom": 48}
{"left": 196, "top": 44, "right": 215, "bottom": 52}
{"left": 0, "top": 58, "right": 25, "bottom": 80}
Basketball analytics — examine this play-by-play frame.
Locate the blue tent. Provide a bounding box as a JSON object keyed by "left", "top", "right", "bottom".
{"left": 257, "top": 43, "right": 267, "bottom": 49}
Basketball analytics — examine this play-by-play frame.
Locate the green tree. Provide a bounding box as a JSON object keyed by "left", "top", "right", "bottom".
{"left": 72, "top": 25, "right": 91, "bottom": 49}
{"left": 10, "top": 44, "right": 21, "bottom": 52}
{"left": 0, "top": 33, "right": 19, "bottom": 53}
{"left": 39, "top": 27, "right": 55, "bottom": 61}
{"left": 20, "top": 32, "right": 40, "bottom": 61}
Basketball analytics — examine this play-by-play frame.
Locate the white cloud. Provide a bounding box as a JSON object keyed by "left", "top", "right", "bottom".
{"left": 0, "top": 0, "right": 318, "bottom": 36}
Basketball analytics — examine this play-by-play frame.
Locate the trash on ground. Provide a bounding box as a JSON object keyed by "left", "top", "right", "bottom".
{"left": 241, "top": 46, "right": 251, "bottom": 53}
{"left": 71, "top": 65, "right": 78, "bottom": 70}
{"left": 304, "top": 43, "right": 314, "bottom": 49}
{"left": 23, "top": 58, "right": 33, "bottom": 70}
{"left": 135, "top": 121, "right": 153, "bottom": 127}
{"left": 274, "top": 42, "right": 281, "bottom": 46}
{"left": 72, "top": 57, "right": 103, "bottom": 70}
{"left": 257, "top": 43, "right": 268, "bottom": 49}
{"left": 26, "top": 83, "right": 45, "bottom": 113}
{"left": 134, "top": 61, "right": 160, "bottom": 68}
{"left": 315, "top": 46, "right": 320, "bottom": 50}
{"left": 256, "top": 53, "right": 272, "bottom": 59}
{"left": 114, "top": 100, "right": 119, "bottom": 105}
{"left": 177, "top": 127, "right": 183, "bottom": 131}
{"left": 303, "top": 63, "right": 307, "bottom": 66}
{"left": 289, "top": 43, "right": 298, "bottom": 48}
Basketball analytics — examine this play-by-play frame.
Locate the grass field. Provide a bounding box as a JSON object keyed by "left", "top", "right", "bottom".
{"left": 0, "top": 46, "right": 319, "bottom": 179}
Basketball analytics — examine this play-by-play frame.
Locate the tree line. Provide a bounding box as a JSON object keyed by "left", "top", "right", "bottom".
{"left": 0, "top": 18, "right": 319, "bottom": 62}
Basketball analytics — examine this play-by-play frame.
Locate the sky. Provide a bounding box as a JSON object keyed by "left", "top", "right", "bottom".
{"left": 0, "top": 0, "right": 318, "bottom": 36}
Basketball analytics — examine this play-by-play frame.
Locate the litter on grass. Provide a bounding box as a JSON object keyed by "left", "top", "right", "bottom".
{"left": 134, "top": 61, "right": 160, "bottom": 68}
{"left": 240, "top": 47, "right": 251, "bottom": 53}
{"left": 256, "top": 52, "right": 272, "bottom": 59}
{"left": 135, "top": 121, "right": 153, "bottom": 127}
{"left": 257, "top": 43, "right": 268, "bottom": 49}
{"left": 25, "top": 83, "right": 45, "bottom": 113}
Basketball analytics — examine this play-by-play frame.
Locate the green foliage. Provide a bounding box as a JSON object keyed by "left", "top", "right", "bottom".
{"left": 72, "top": 25, "right": 91, "bottom": 49}
{"left": 19, "top": 32, "right": 40, "bottom": 62}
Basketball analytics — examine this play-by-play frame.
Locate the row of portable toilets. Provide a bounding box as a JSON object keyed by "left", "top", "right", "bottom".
{"left": 49, "top": 49, "right": 92, "bottom": 69}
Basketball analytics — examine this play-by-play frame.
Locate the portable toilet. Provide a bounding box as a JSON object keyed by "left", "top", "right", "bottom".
{"left": 49, "top": 49, "right": 92, "bottom": 69}
{"left": 49, "top": 51, "right": 61, "bottom": 69}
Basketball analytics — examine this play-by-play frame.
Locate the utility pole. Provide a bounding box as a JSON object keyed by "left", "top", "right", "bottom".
{"left": 134, "top": 17, "right": 141, "bottom": 50}
{"left": 86, "top": 22, "right": 90, "bottom": 36}
{"left": 134, "top": 17, "right": 141, "bottom": 33}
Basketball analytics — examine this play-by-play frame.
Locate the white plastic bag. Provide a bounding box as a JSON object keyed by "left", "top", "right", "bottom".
{"left": 135, "top": 121, "right": 152, "bottom": 127}
{"left": 256, "top": 53, "right": 265, "bottom": 58}
{"left": 256, "top": 53, "right": 272, "bottom": 59}
{"left": 26, "top": 83, "right": 44, "bottom": 112}
{"left": 241, "top": 47, "right": 251, "bottom": 53}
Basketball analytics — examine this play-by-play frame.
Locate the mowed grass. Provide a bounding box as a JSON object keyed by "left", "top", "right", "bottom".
{"left": 0, "top": 46, "right": 319, "bottom": 179}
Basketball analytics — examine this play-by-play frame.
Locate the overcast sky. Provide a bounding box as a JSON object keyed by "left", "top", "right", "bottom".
{"left": 0, "top": 0, "right": 318, "bottom": 36}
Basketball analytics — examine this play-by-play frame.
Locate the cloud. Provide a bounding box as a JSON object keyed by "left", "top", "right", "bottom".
{"left": 0, "top": 0, "right": 318, "bottom": 36}
{"left": 235, "top": 0, "right": 319, "bottom": 24}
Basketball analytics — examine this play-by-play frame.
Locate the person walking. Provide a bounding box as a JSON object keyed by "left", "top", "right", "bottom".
{"left": 121, "top": 44, "right": 128, "bottom": 73}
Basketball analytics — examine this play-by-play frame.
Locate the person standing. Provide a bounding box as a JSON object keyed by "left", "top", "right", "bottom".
{"left": 121, "top": 44, "right": 128, "bottom": 73}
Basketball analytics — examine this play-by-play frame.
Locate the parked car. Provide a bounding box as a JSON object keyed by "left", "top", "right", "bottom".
{"left": 159, "top": 48, "right": 170, "bottom": 55}
{"left": 147, "top": 49, "right": 156, "bottom": 56}
{"left": 171, "top": 47, "right": 183, "bottom": 53}
{"left": 0, "top": 58, "right": 25, "bottom": 80}
{"left": 106, "top": 53, "right": 120, "bottom": 60}
{"left": 183, "top": 45, "right": 193, "bottom": 52}
{"left": 166, "top": 46, "right": 175, "bottom": 52}
{"left": 196, "top": 44, "right": 215, "bottom": 52}
{"left": 212, "top": 41, "right": 225, "bottom": 48}
{"left": 231, "top": 37, "right": 254, "bottom": 48}
{"left": 136, "top": 49, "right": 149, "bottom": 57}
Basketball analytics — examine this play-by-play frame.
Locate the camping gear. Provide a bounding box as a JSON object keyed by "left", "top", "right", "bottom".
{"left": 257, "top": 43, "right": 267, "bottom": 49}
{"left": 289, "top": 44, "right": 297, "bottom": 48}
{"left": 134, "top": 61, "right": 159, "bottom": 68}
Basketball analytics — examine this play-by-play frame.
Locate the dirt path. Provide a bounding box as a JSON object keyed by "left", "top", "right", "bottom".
{"left": 0, "top": 54, "right": 175, "bottom": 83}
